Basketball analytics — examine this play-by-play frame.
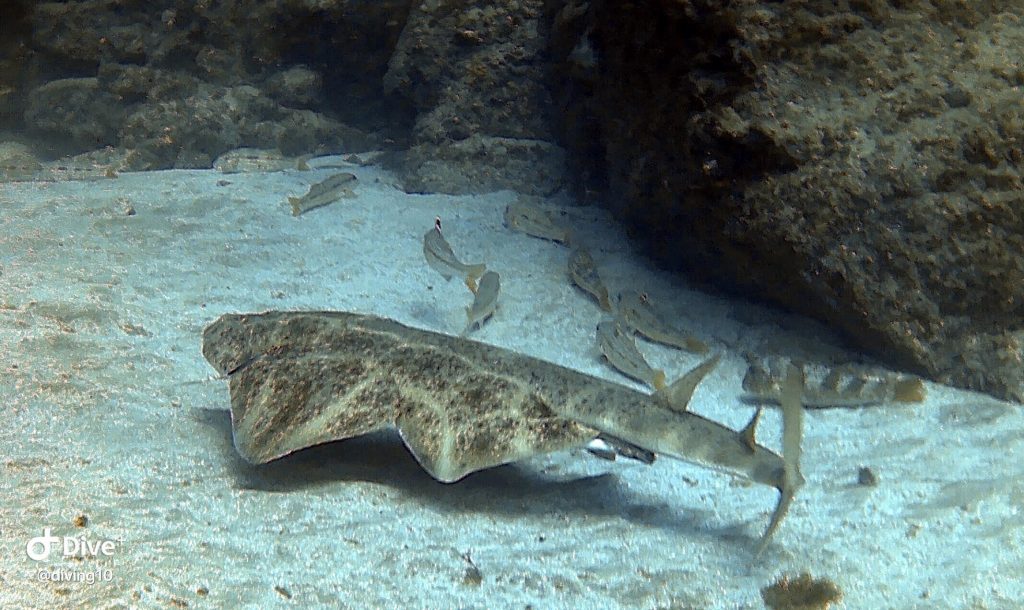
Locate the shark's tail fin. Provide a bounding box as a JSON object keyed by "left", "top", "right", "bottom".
{"left": 652, "top": 369, "right": 667, "bottom": 392}
{"left": 758, "top": 362, "right": 805, "bottom": 553}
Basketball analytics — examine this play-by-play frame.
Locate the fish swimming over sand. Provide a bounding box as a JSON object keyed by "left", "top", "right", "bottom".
{"left": 616, "top": 290, "right": 708, "bottom": 354}
{"left": 568, "top": 247, "right": 612, "bottom": 312}
{"left": 742, "top": 355, "right": 926, "bottom": 408}
{"left": 423, "top": 217, "right": 487, "bottom": 293}
{"left": 214, "top": 148, "right": 311, "bottom": 173}
{"left": 289, "top": 172, "right": 358, "bottom": 216}
{"left": 596, "top": 317, "right": 666, "bottom": 391}
{"left": 1, "top": 160, "right": 118, "bottom": 183}
{"left": 503, "top": 199, "right": 572, "bottom": 245}
{"left": 462, "top": 271, "right": 500, "bottom": 336}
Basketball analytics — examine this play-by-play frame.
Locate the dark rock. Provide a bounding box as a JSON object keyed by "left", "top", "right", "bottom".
{"left": 19, "top": 0, "right": 400, "bottom": 162}
{"left": 24, "top": 77, "right": 126, "bottom": 150}
{"left": 550, "top": 0, "right": 1024, "bottom": 401}
{"left": 115, "top": 83, "right": 374, "bottom": 169}
{"left": 384, "top": 0, "right": 564, "bottom": 194}
{"left": 265, "top": 66, "right": 322, "bottom": 108}
{"left": 97, "top": 63, "right": 197, "bottom": 103}
{"left": 401, "top": 135, "right": 565, "bottom": 195}
{"left": 0, "top": 1, "right": 32, "bottom": 127}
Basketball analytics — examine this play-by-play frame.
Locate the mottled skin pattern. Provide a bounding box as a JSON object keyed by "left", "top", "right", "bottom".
{"left": 202, "top": 311, "right": 802, "bottom": 543}
{"left": 202, "top": 311, "right": 596, "bottom": 482}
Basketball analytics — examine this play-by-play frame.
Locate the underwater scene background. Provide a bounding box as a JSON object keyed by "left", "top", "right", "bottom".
{"left": 1, "top": 2, "right": 1022, "bottom": 608}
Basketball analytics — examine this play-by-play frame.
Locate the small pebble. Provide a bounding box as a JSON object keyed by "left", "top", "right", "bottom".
{"left": 857, "top": 466, "right": 878, "bottom": 486}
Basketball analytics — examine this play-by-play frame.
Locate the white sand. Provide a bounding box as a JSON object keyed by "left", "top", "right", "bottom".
{"left": 0, "top": 159, "right": 1020, "bottom": 609}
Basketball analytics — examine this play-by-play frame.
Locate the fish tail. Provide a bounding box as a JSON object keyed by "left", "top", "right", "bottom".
{"left": 652, "top": 370, "right": 667, "bottom": 392}
{"left": 464, "top": 277, "right": 478, "bottom": 294}
{"left": 892, "top": 378, "right": 926, "bottom": 402}
{"left": 288, "top": 197, "right": 301, "bottom": 216}
{"left": 685, "top": 337, "right": 710, "bottom": 354}
{"left": 461, "top": 309, "right": 476, "bottom": 337}
{"left": 465, "top": 263, "right": 487, "bottom": 281}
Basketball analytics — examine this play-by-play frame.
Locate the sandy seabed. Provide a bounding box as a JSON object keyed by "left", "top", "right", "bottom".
{"left": 1, "top": 159, "right": 1021, "bottom": 609}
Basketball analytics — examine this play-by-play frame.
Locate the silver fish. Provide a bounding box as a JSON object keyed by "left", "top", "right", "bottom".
{"left": 503, "top": 200, "right": 572, "bottom": 245}
{"left": 214, "top": 148, "right": 311, "bottom": 173}
{"left": 568, "top": 247, "right": 612, "bottom": 312}
{"left": 617, "top": 290, "right": 708, "bottom": 354}
{"left": 1, "top": 161, "right": 117, "bottom": 183}
{"left": 462, "top": 271, "right": 500, "bottom": 336}
{"left": 423, "top": 217, "right": 487, "bottom": 293}
{"left": 596, "top": 317, "right": 666, "bottom": 391}
{"left": 289, "top": 172, "right": 357, "bottom": 216}
{"left": 742, "top": 356, "right": 926, "bottom": 408}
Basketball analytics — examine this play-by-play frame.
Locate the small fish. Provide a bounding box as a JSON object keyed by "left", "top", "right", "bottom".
{"left": 596, "top": 317, "right": 666, "bottom": 391}
{"left": 462, "top": 271, "right": 500, "bottom": 336}
{"left": 568, "top": 247, "right": 612, "bottom": 311}
{"left": 616, "top": 290, "right": 708, "bottom": 354}
{"left": 214, "top": 148, "right": 311, "bottom": 174}
{"left": 503, "top": 199, "right": 572, "bottom": 245}
{"left": 742, "top": 356, "right": 926, "bottom": 408}
{"left": 423, "top": 217, "right": 487, "bottom": 293}
{"left": 303, "top": 153, "right": 379, "bottom": 170}
{"left": 339, "top": 152, "right": 384, "bottom": 166}
{"left": 2, "top": 162, "right": 115, "bottom": 183}
{"left": 0, "top": 160, "right": 43, "bottom": 182}
{"left": 289, "top": 172, "right": 357, "bottom": 216}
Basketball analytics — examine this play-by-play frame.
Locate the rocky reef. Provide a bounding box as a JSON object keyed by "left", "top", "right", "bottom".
{"left": 383, "top": 0, "right": 566, "bottom": 195}
{"left": 548, "top": 0, "right": 1024, "bottom": 400}
{"left": 2, "top": 0, "right": 1022, "bottom": 401}
{"left": 5, "top": 0, "right": 408, "bottom": 167}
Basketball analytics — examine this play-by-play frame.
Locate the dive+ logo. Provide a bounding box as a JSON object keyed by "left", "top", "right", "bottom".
{"left": 26, "top": 528, "right": 117, "bottom": 561}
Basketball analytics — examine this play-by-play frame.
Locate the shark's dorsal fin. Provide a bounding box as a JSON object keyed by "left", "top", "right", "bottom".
{"left": 656, "top": 353, "right": 721, "bottom": 413}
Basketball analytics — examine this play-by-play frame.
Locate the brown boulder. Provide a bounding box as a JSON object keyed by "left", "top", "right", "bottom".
{"left": 551, "top": 0, "right": 1024, "bottom": 400}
